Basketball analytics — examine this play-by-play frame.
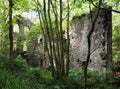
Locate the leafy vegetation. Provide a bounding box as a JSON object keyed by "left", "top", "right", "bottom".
{"left": 0, "top": 0, "right": 120, "bottom": 89}
{"left": 0, "top": 55, "right": 120, "bottom": 89}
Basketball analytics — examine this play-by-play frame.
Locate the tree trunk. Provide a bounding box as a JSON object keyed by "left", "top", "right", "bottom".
{"left": 8, "top": 0, "right": 13, "bottom": 69}
{"left": 43, "top": 0, "right": 55, "bottom": 77}
{"left": 59, "top": 0, "right": 65, "bottom": 77}
{"left": 66, "top": 0, "right": 70, "bottom": 77}
{"left": 106, "top": 7, "right": 113, "bottom": 79}
{"left": 34, "top": 0, "right": 70, "bottom": 80}
{"left": 84, "top": 0, "right": 102, "bottom": 89}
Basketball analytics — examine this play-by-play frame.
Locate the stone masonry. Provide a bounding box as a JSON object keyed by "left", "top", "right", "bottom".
{"left": 69, "top": 9, "right": 112, "bottom": 72}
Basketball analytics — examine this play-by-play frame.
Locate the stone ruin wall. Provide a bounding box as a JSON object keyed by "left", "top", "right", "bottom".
{"left": 15, "top": 9, "right": 112, "bottom": 71}
{"left": 69, "top": 9, "right": 112, "bottom": 72}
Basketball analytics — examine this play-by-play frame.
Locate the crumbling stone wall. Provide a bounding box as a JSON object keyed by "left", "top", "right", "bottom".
{"left": 26, "top": 34, "right": 49, "bottom": 68}
{"left": 69, "top": 9, "right": 112, "bottom": 72}
{"left": 14, "top": 15, "right": 49, "bottom": 68}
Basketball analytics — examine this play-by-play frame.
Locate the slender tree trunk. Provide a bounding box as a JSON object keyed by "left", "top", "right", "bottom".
{"left": 43, "top": 0, "right": 55, "bottom": 77}
{"left": 84, "top": 0, "right": 102, "bottom": 89}
{"left": 48, "top": 0, "right": 59, "bottom": 79}
{"left": 66, "top": 0, "right": 70, "bottom": 77}
{"left": 8, "top": 0, "right": 13, "bottom": 69}
{"left": 106, "top": 8, "right": 113, "bottom": 79}
{"left": 34, "top": 0, "right": 70, "bottom": 80}
{"left": 59, "top": 0, "right": 65, "bottom": 78}
{"left": 51, "top": 0, "right": 61, "bottom": 79}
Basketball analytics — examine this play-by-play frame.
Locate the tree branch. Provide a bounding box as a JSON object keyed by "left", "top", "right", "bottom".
{"left": 90, "top": 0, "right": 120, "bottom": 14}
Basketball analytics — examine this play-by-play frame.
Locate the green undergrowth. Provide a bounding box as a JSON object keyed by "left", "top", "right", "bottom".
{"left": 0, "top": 53, "right": 120, "bottom": 89}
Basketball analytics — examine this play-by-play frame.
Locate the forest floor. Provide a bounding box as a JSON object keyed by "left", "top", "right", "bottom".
{"left": 0, "top": 54, "right": 120, "bottom": 89}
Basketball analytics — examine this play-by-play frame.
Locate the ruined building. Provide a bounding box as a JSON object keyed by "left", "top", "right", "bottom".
{"left": 69, "top": 9, "right": 112, "bottom": 72}
{"left": 14, "top": 10, "right": 112, "bottom": 72}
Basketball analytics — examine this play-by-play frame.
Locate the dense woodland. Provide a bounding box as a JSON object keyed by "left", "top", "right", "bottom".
{"left": 0, "top": 0, "right": 120, "bottom": 89}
